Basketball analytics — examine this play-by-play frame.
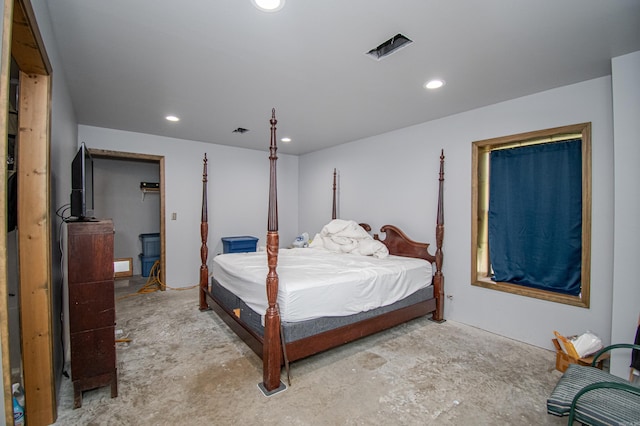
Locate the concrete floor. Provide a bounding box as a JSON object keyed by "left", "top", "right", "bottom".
{"left": 53, "top": 277, "right": 566, "bottom": 425}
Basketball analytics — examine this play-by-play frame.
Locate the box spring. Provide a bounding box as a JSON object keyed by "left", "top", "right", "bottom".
{"left": 209, "top": 277, "right": 434, "bottom": 344}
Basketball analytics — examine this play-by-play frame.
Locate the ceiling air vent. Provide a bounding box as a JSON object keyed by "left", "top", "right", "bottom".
{"left": 232, "top": 127, "right": 249, "bottom": 134}
{"left": 366, "top": 33, "right": 413, "bottom": 60}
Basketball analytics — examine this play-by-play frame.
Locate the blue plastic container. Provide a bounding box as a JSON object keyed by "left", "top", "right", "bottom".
{"left": 139, "top": 233, "right": 160, "bottom": 257}
{"left": 140, "top": 254, "right": 160, "bottom": 277}
{"left": 221, "top": 236, "right": 258, "bottom": 254}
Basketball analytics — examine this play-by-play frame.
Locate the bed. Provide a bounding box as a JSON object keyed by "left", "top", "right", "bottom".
{"left": 199, "top": 109, "right": 445, "bottom": 394}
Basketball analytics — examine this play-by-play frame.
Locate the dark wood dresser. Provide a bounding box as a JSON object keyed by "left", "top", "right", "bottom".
{"left": 67, "top": 219, "right": 117, "bottom": 408}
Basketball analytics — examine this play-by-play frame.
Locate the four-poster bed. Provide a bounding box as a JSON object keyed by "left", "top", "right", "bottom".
{"left": 199, "top": 109, "right": 445, "bottom": 394}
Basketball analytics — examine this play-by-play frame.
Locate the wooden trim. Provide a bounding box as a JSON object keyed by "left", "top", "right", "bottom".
{"left": 473, "top": 276, "right": 589, "bottom": 307}
{"left": 0, "top": 0, "right": 13, "bottom": 425}
{"left": 159, "top": 157, "right": 165, "bottom": 290}
{"left": 580, "top": 123, "right": 592, "bottom": 308}
{"left": 17, "top": 70, "right": 56, "bottom": 424}
{"left": 11, "top": 0, "right": 51, "bottom": 74}
{"left": 2, "top": 1, "right": 58, "bottom": 423}
{"left": 0, "top": 1, "right": 13, "bottom": 422}
{"left": 89, "top": 148, "right": 163, "bottom": 163}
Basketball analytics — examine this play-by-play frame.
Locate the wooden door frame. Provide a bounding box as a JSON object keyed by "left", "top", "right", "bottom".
{"left": 89, "top": 149, "right": 166, "bottom": 287}
{"left": 1, "top": 0, "right": 55, "bottom": 424}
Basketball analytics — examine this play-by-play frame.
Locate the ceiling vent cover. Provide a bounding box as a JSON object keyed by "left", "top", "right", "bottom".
{"left": 366, "top": 33, "right": 413, "bottom": 60}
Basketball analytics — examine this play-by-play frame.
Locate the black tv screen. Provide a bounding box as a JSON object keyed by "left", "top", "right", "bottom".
{"left": 70, "top": 142, "right": 94, "bottom": 219}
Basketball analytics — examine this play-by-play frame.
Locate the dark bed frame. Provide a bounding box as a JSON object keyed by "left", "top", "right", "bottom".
{"left": 199, "top": 109, "right": 445, "bottom": 393}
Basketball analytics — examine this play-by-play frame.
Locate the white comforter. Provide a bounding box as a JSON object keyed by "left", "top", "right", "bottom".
{"left": 212, "top": 247, "right": 432, "bottom": 323}
{"left": 308, "top": 219, "right": 389, "bottom": 258}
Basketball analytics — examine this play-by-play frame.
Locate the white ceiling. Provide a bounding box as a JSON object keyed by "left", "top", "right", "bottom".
{"left": 44, "top": 0, "right": 640, "bottom": 155}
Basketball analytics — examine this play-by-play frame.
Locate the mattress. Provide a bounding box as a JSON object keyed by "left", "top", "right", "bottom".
{"left": 212, "top": 247, "right": 433, "bottom": 323}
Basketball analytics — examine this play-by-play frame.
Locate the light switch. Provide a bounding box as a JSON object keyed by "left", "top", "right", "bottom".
{"left": 171, "top": 212, "right": 177, "bottom": 220}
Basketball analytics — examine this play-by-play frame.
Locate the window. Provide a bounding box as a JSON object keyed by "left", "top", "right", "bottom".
{"left": 471, "top": 123, "right": 592, "bottom": 307}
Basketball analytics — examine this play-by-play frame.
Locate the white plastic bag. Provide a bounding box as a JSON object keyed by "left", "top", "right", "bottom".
{"left": 571, "top": 331, "right": 602, "bottom": 358}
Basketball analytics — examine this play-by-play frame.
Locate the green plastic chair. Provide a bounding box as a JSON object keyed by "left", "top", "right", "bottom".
{"left": 547, "top": 343, "right": 640, "bottom": 425}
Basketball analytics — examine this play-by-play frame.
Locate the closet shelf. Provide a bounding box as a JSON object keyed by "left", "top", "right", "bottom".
{"left": 140, "top": 187, "right": 159, "bottom": 201}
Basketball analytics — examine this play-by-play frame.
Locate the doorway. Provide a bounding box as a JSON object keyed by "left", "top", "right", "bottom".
{"left": 1, "top": 1, "right": 55, "bottom": 424}
{"left": 89, "top": 149, "right": 166, "bottom": 285}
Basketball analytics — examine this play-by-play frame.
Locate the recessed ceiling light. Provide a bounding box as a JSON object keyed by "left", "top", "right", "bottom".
{"left": 165, "top": 115, "right": 180, "bottom": 122}
{"left": 425, "top": 79, "right": 445, "bottom": 90}
{"left": 251, "top": 0, "right": 285, "bottom": 12}
{"left": 281, "top": 137, "right": 291, "bottom": 143}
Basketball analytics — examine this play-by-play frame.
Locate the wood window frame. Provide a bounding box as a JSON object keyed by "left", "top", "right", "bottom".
{"left": 471, "top": 122, "right": 592, "bottom": 307}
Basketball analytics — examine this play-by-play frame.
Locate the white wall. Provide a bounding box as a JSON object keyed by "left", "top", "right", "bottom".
{"left": 78, "top": 125, "right": 299, "bottom": 288}
{"left": 610, "top": 50, "right": 640, "bottom": 377}
{"left": 299, "top": 76, "right": 615, "bottom": 352}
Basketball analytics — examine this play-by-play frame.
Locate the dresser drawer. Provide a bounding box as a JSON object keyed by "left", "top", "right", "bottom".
{"left": 68, "top": 280, "right": 115, "bottom": 333}
{"left": 70, "top": 326, "right": 116, "bottom": 379}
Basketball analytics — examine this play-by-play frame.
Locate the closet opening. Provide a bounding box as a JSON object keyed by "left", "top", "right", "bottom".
{"left": 89, "top": 149, "right": 166, "bottom": 287}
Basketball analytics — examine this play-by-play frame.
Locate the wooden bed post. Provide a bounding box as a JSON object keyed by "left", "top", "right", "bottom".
{"left": 332, "top": 168, "right": 337, "bottom": 220}
{"left": 199, "top": 154, "right": 210, "bottom": 311}
{"left": 433, "top": 150, "right": 445, "bottom": 322}
{"left": 262, "top": 109, "right": 283, "bottom": 393}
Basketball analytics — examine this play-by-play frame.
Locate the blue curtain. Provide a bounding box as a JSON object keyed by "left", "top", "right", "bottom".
{"left": 488, "top": 139, "right": 582, "bottom": 296}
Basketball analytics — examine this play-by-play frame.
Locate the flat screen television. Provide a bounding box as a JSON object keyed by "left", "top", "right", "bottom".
{"left": 70, "top": 142, "right": 95, "bottom": 220}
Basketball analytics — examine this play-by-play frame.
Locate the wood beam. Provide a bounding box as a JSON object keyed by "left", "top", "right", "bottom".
{"left": 2, "top": 0, "right": 55, "bottom": 424}
{"left": 0, "top": 2, "right": 13, "bottom": 424}
{"left": 17, "top": 70, "right": 56, "bottom": 425}
{"left": 11, "top": 0, "right": 50, "bottom": 74}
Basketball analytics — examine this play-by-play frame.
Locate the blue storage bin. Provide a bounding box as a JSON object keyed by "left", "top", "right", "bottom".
{"left": 140, "top": 254, "right": 160, "bottom": 277}
{"left": 139, "top": 233, "right": 160, "bottom": 257}
{"left": 221, "top": 236, "right": 258, "bottom": 254}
